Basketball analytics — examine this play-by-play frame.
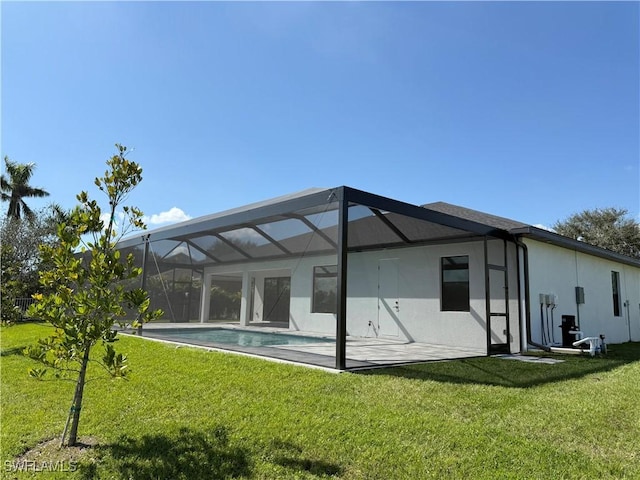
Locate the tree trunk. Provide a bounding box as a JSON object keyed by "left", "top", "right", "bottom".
{"left": 65, "top": 345, "right": 91, "bottom": 446}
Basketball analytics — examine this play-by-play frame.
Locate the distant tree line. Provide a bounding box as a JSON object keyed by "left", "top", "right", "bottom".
{"left": 553, "top": 207, "right": 640, "bottom": 259}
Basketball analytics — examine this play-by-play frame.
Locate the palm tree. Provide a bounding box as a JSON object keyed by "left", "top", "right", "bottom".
{"left": 1, "top": 156, "right": 50, "bottom": 221}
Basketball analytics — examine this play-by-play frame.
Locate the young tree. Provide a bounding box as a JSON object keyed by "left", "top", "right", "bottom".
{"left": 26, "top": 145, "right": 162, "bottom": 447}
{"left": 1, "top": 157, "right": 50, "bottom": 221}
{"left": 553, "top": 207, "right": 640, "bottom": 259}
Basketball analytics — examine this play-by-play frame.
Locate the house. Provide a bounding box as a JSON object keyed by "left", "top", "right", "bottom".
{"left": 117, "top": 186, "right": 640, "bottom": 370}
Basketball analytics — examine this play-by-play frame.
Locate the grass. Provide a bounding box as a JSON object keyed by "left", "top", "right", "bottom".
{"left": 1, "top": 322, "right": 639, "bottom": 479}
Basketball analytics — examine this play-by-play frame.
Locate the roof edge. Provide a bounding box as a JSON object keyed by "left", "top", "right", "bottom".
{"left": 511, "top": 226, "right": 640, "bottom": 268}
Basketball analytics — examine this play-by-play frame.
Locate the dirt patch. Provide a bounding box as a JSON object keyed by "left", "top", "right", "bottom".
{"left": 14, "top": 436, "right": 100, "bottom": 467}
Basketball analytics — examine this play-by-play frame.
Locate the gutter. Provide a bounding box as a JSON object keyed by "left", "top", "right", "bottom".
{"left": 510, "top": 226, "right": 640, "bottom": 268}
{"left": 513, "top": 235, "right": 551, "bottom": 352}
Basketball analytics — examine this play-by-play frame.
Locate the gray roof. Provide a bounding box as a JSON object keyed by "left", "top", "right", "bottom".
{"left": 423, "top": 202, "right": 529, "bottom": 231}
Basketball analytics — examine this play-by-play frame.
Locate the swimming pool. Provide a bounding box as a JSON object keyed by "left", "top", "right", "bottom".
{"left": 143, "top": 327, "right": 333, "bottom": 348}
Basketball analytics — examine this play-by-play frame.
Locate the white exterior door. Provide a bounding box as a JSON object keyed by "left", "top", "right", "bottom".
{"left": 378, "top": 259, "right": 400, "bottom": 337}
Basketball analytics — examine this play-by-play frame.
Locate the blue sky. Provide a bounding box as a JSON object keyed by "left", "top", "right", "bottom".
{"left": 2, "top": 1, "right": 638, "bottom": 230}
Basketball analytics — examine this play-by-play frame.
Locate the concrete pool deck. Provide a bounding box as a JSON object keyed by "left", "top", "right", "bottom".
{"left": 124, "top": 323, "right": 485, "bottom": 371}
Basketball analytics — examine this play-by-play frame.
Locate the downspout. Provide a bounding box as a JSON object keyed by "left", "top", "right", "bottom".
{"left": 513, "top": 235, "right": 550, "bottom": 352}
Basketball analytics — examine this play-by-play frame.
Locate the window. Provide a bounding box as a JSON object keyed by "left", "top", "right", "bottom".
{"left": 612, "top": 271, "right": 622, "bottom": 317}
{"left": 312, "top": 265, "right": 337, "bottom": 313}
{"left": 441, "top": 256, "right": 470, "bottom": 311}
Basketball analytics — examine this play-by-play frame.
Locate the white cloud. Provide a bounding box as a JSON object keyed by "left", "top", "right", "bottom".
{"left": 145, "top": 207, "right": 191, "bottom": 226}
{"left": 533, "top": 224, "right": 556, "bottom": 232}
{"left": 222, "top": 226, "right": 264, "bottom": 243}
{"left": 100, "top": 212, "right": 111, "bottom": 226}
{"left": 92, "top": 208, "right": 190, "bottom": 238}
{"left": 100, "top": 211, "right": 126, "bottom": 231}
{"left": 166, "top": 244, "right": 189, "bottom": 258}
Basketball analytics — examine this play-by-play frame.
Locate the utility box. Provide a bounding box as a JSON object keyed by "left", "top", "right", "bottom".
{"left": 575, "top": 286, "right": 585, "bottom": 304}
{"left": 560, "top": 315, "right": 577, "bottom": 347}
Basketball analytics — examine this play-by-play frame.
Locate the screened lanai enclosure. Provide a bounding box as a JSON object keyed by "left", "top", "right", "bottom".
{"left": 117, "top": 187, "right": 522, "bottom": 370}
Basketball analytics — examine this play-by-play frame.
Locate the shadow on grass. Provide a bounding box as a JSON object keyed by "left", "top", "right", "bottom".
{"left": 269, "top": 439, "right": 344, "bottom": 477}
{"left": 79, "top": 426, "right": 251, "bottom": 480}
{"left": 0, "top": 346, "right": 26, "bottom": 357}
{"left": 359, "top": 342, "right": 640, "bottom": 388}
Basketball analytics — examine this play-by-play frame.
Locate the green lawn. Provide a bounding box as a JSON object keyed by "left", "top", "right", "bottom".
{"left": 2, "top": 323, "right": 639, "bottom": 479}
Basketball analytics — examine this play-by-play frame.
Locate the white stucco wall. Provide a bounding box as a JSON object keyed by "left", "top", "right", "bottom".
{"left": 346, "top": 242, "right": 489, "bottom": 351}
{"left": 524, "top": 239, "right": 640, "bottom": 345}
{"left": 201, "top": 239, "right": 522, "bottom": 354}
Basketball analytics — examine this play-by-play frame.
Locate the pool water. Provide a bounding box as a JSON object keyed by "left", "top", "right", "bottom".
{"left": 145, "top": 327, "right": 333, "bottom": 348}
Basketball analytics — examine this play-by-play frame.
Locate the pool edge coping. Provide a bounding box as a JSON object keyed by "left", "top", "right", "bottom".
{"left": 119, "top": 330, "right": 344, "bottom": 374}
